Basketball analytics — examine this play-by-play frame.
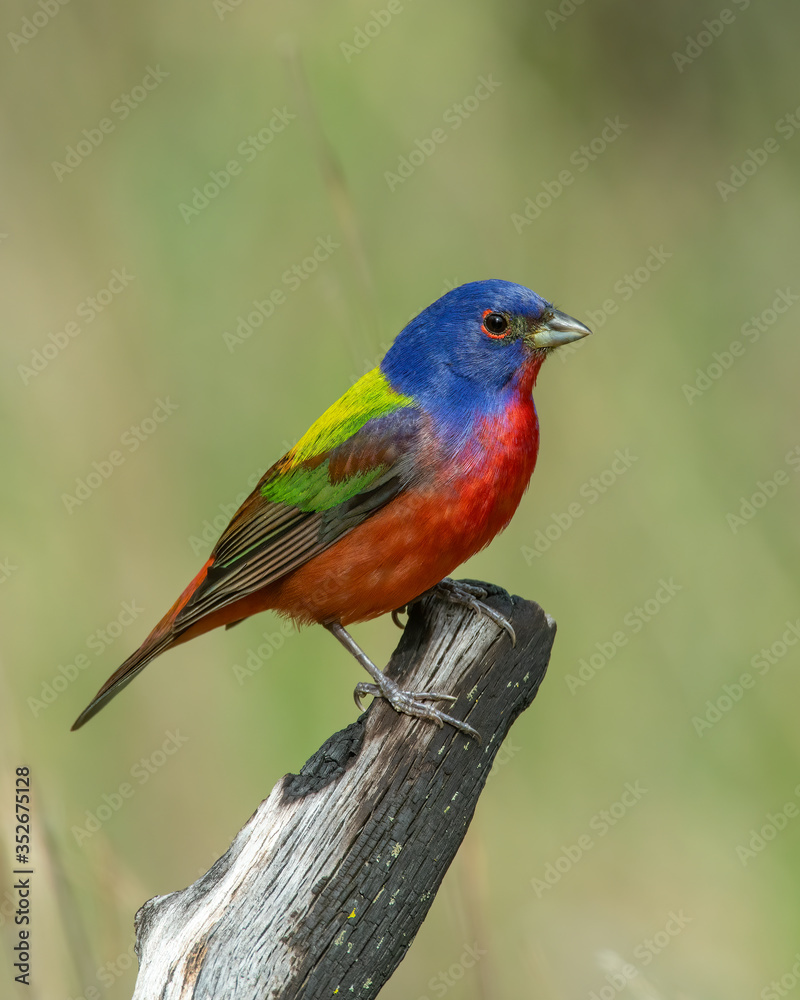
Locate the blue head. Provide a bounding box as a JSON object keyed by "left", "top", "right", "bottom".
{"left": 381, "top": 279, "right": 590, "bottom": 421}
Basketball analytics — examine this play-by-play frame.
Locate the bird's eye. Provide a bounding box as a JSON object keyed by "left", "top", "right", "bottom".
{"left": 482, "top": 311, "right": 509, "bottom": 338}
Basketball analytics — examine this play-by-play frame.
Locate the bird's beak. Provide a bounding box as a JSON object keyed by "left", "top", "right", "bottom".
{"left": 527, "top": 308, "right": 592, "bottom": 350}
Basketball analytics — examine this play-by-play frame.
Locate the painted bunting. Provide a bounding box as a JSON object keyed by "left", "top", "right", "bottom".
{"left": 72, "top": 280, "right": 590, "bottom": 737}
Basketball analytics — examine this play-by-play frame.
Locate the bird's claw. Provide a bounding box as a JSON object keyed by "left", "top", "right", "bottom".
{"left": 354, "top": 682, "right": 457, "bottom": 708}
{"left": 353, "top": 679, "right": 478, "bottom": 741}
{"left": 431, "top": 578, "right": 517, "bottom": 647}
{"left": 391, "top": 606, "right": 407, "bottom": 630}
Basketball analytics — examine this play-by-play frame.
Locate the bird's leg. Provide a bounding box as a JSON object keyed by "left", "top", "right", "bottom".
{"left": 421, "top": 578, "right": 517, "bottom": 647}
{"left": 325, "top": 622, "right": 480, "bottom": 740}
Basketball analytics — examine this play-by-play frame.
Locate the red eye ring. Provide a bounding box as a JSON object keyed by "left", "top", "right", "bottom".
{"left": 482, "top": 309, "right": 509, "bottom": 338}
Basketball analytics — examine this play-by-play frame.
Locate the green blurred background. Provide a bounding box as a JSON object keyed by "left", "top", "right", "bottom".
{"left": 2, "top": 0, "right": 799, "bottom": 996}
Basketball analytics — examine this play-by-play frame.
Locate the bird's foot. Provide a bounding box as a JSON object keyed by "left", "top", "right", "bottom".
{"left": 353, "top": 676, "right": 478, "bottom": 740}
{"left": 391, "top": 606, "right": 407, "bottom": 629}
{"left": 325, "top": 621, "right": 479, "bottom": 741}
{"left": 428, "top": 578, "right": 516, "bottom": 647}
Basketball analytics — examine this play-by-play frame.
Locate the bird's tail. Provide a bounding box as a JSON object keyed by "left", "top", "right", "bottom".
{"left": 71, "top": 556, "right": 215, "bottom": 731}
{"left": 70, "top": 632, "right": 174, "bottom": 731}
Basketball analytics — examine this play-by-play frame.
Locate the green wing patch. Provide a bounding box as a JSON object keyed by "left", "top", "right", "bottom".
{"left": 261, "top": 463, "right": 385, "bottom": 512}
{"left": 261, "top": 367, "right": 413, "bottom": 512}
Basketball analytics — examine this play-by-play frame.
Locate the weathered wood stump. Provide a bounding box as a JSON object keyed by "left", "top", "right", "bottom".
{"left": 131, "top": 581, "right": 556, "bottom": 999}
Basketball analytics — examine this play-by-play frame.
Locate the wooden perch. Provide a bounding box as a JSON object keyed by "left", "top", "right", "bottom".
{"left": 130, "top": 580, "right": 556, "bottom": 1000}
